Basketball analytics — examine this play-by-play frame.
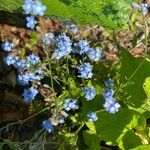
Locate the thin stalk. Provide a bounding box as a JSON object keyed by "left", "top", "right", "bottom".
{"left": 43, "top": 46, "right": 54, "bottom": 91}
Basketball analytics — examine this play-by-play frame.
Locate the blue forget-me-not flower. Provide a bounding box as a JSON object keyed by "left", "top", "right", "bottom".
{"left": 83, "top": 86, "right": 96, "bottom": 101}
{"left": 22, "top": 87, "right": 38, "bottom": 103}
{"left": 87, "top": 112, "right": 98, "bottom": 122}
{"left": 78, "top": 63, "right": 93, "bottom": 79}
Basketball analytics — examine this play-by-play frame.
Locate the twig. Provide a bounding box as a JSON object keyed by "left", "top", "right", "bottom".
{"left": 0, "top": 107, "right": 50, "bottom": 132}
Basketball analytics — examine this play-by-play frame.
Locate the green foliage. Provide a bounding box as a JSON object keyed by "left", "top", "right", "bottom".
{"left": 0, "top": 140, "right": 18, "bottom": 150}
{"left": 0, "top": 0, "right": 133, "bottom": 30}
{"left": 93, "top": 109, "right": 146, "bottom": 149}
{"left": 119, "top": 48, "right": 150, "bottom": 107}
{"left": 122, "top": 130, "right": 142, "bottom": 150}
{"left": 130, "top": 145, "right": 150, "bottom": 150}
{"left": 43, "top": 0, "right": 133, "bottom": 30}
{"left": 143, "top": 77, "right": 150, "bottom": 99}
{"left": 83, "top": 130, "right": 100, "bottom": 150}
{"left": 1, "top": 0, "right": 150, "bottom": 149}
{"left": 0, "top": 0, "right": 23, "bottom": 13}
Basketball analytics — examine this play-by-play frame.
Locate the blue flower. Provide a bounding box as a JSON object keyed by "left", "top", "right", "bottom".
{"left": 103, "top": 79, "right": 121, "bottom": 114}
{"left": 78, "top": 63, "right": 93, "bottom": 79}
{"left": 32, "top": 1, "right": 46, "bottom": 16}
{"left": 18, "top": 72, "right": 43, "bottom": 85}
{"left": 35, "top": 67, "right": 44, "bottom": 75}
{"left": 103, "top": 97, "right": 120, "bottom": 114}
{"left": 105, "top": 78, "right": 114, "bottom": 87}
{"left": 65, "top": 22, "right": 78, "bottom": 33}
{"left": 42, "top": 119, "right": 54, "bottom": 133}
{"left": 87, "top": 48, "right": 102, "bottom": 62}
{"left": 64, "top": 99, "right": 78, "bottom": 111}
{"left": 77, "top": 40, "right": 90, "bottom": 55}
{"left": 52, "top": 33, "right": 72, "bottom": 59}
{"left": 103, "top": 89, "right": 115, "bottom": 99}
{"left": 42, "top": 33, "right": 54, "bottom": 46}
{"left": 87, "top": 112, "right": 98, "bottom": 122}
{"left": 2, "top": 41, "right": 14, "bottom": 51}
{"left": 26, "top": 16, "right": 37, "bottom": 29}
{"left": 83, "top": 86, "right": 96, "bottom": 101}
{"left": 58, "top": 118, "right": 65, "bottom": 124}
{"left": 141, "top": 3, "right": 149, "bottom": 16}
{"left": 22, "top": 0, "right": 34, "bottom": 14}
{"left": 22, "top": 87, "right": 38, "bottom": 103}
{"left": 27, "top": 54, "right": 40, "bottom": 65}
{"left": 15, "top": 59, "right": 29, "bottom": 70}
{"left": 132, "top": 2, "right": 141, "bottom": 10}
{"left": 23, "top": 0, "right": 46, "bottom": 16}
{"left": 4, "top": 55, "right": 19, "bottom": 65}
{"left": 51, "top": 49, "right": 64, "bottom": 60}
{"left": 18, "top": 73, "right": 31, "bottom": 85}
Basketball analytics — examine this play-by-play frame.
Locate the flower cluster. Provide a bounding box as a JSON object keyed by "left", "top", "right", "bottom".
{"left": 64, "top": 99, "right": 78, "bottom": 111}
{"left": 5, "top": 55, "right": 19, "bottom": 66}
{"left": 74, "top": 40, "right": 102, "bottom": 62}
{"left": 52, "top": 33, "right": 72, "bottom": 60}
{"left": 76, "top": 40, "right": 90, "bottom": 55}
{"left": 78, "top": 63, "right": 93, "bottom": 79}
{"left": 3, "top": 10, "right": 104, "bottom": 132}
{"left": 2, "top": 41, "right": 14, "bottom": 52}
{"left": 27, "top": 53, "right": 40, "bottom": 65}
{"left": 132, "top": 2, "right": 149, "bottom": 16}
{"left": 23, "top": 0, "right": 46, "bottom": 29}
{"left": 42, "top": 33, "right": 55, "bottom": 46}
{"left": 2, "top": 41, "right": 43, "bottom": 103}
{"left": 64, "top": 22, "right": 78, "bottom": 34}
{"left": 87, "top": 48, "right": 103, "bottom": 62}
{"left": 83, "top": 86, "right": 96, "bottom": 101}
{"left": 18, "top": 71, "right": 43, "bottom": 85}
{"left": 4, "top": 49, "right": 41, "bottom": 69}
{"left": 103, "top": 79, "right": 121, "bottom": 114}
{"left": 42, "top": 119, "right": 54, "bottom": 133}
{"left": 87, "top": 112, "right": 98, "bottom": 122}
{"left": 23, "top": 87, "right": 38, "bottom": 103}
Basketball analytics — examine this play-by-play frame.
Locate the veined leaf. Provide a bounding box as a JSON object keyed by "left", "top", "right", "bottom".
{"left": 43, "top": 0, "right": 133, "bottom": 30}
{"left": 94, "top": 109, "right": 146, "bottom": 147}
{"left": 119, "top": 48, "right": 150, "bottom": 107}
{"left": 0, "top": 0, "right": 23, "bottom": 13}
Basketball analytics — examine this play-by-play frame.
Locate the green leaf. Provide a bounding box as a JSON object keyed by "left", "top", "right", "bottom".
{"left": 130, "top": 145, "right": 150, "bottom": 150}
{"left": 129, "top": 100, "right": 150, "bottom": 119}
{"left": 57, "top": 143, "right": 65, "bottom": 150}
{"left": 0, "top": 0, "right": 23, "bottom": 13}
{"left": 0, "top": 0, "right": 133, "bottom": 30}
{"left": 83, "top": 130, "right": 100, "bottom": 150}
{"left": 94, "top": 109, "right": 146, "bottom": 145}
{"left": 67, "top": 77, "right": 82, "bottom": 97}
{"left": 122, "top": 130, "right": 142, "bottom": 150}
{"left": 120, "top": 48, "right": 150, "bottom": 107}
{"left": 43, "top": 0, "right": 133, "bottom": 30}
{"left": 143, "top": 77, "right": 150, "bottom": 99}
{"left": 64, "top": 133, "right": 78, "bottom": 146}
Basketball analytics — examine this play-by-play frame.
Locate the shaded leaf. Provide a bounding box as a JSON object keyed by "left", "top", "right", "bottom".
{"left": 0, "top": 0, "right": 23, "bottom": 13}
{"left": 120, "top": 48, "right": 150, "bottom": 107}
{"left": 94, "top": 109, "right": 146, "bottom": 144}
{"left": 122, "top": 130, "right": 142, "bottom": 150}
{"left": 83, "top": 130, "right": 100, "bottom": 150}
{"left": 130, "top": 144, "right": 150, "bottom": 150}
{"left": 143, "top": 77, "right": 150, "bottom": 99}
